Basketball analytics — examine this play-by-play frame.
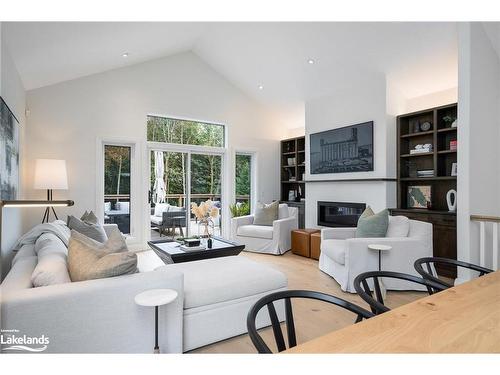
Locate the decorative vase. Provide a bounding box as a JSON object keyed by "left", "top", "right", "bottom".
{"left": 198, "top": 218, "right": 214, "bottom": 239}
{"left": 446, "top": 189, "right": 457, "bottom": 212}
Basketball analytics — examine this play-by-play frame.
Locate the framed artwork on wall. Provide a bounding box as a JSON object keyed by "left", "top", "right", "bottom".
{"left": 0, "top": 96, "right": 20, "bottom": 200}
{"left": 309, "top": 121, "right": 374, "bottom": 174}
{"left": 407, "top": 185, "right": 432, "bottom": 209}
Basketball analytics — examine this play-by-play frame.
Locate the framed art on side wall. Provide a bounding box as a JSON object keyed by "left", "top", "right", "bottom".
{"left": 0, "top": 96, "right": 20, "bottom": 200}
{"left": 407, "top": 185, "right": 432, "bottom": 209}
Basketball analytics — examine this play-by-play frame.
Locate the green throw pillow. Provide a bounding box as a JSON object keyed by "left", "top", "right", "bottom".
{"left": 355, "top": 207, "right": 389, "bottom": 238}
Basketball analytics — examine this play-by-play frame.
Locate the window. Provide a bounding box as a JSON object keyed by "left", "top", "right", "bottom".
{"left": 235, "top": 153, "right": 252, "bottom": 210}
{"left": 104, "top": 145, "right": 131, "bottom": 234}
{"left": 147, "top": 116, "right": 225, "bottom": 147}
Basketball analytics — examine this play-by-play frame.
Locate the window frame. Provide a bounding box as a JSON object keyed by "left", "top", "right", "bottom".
{"left": 234, "top": 150, "right": 258, "bottom": 213}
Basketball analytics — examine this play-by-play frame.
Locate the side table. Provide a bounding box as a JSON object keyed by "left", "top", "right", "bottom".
{"left": 367, "top": 244, "right": 392, "bottom": 299}
{"left": 135, "top": 289, "right": 178, "bottom": 353}
{"left": 291, "top": 229, "right": 320, "bottom": 258}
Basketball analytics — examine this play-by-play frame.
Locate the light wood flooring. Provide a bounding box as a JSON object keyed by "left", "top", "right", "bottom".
{"left": 191, "top": 251, "right": 426, "bottom": 353}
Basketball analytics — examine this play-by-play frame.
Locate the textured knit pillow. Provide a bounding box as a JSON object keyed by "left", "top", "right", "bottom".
{"left": 81, "top": 210, "right": 99, "bottom": 225}
{"left": 253, "top": 201, "right": 279, "bottom": 226}
{"left": 68, "top": 230, "right": 136, "bottom": 282}
{"left": 356, "top": 207, "right": 389, "bottom": 238}
{"left": 67, "top": 215, "right": 107, "bottom": 243}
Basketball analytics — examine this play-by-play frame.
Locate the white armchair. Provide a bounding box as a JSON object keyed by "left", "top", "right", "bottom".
{"left": 319, "top": 217, "right": 433, "bottom": 292}
{"left": 231, "top": 204, "right": 298, "bottom": 255}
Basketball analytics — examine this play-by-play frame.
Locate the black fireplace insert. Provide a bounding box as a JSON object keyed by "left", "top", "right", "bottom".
{"left": 317, "top": 201, "right": 366, "bottom": 227}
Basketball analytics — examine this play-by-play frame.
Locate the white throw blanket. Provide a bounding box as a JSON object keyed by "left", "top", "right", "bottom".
{"left": 12, "top": 220, "right": 71, "bottom": 251}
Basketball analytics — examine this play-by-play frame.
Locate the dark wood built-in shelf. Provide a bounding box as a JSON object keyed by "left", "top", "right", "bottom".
{"left": 281, "top": 136, "right": 306, "bottom": 228}
{"left": 396, "top": 102, "right": 458, "bottom": 278}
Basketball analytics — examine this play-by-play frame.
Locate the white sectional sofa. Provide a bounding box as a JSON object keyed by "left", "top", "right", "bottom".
{"left": 0, "top": 225, "right": 287, "bottom": 353}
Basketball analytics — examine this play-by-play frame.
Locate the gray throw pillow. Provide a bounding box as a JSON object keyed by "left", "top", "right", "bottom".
{"left": 253, "top": 201, "right": 279, "bottom": 226}
{"left": 81, "top": 211, "right": 99, "bottom": 225}
{"left": 67, "top": 215, "right": 107, "bottom": 243}
{"left": 356, "top": 207, "right": 389, "bottom": 238}
{"left": 68, "top": 230, "right": 136, "bottom": 282}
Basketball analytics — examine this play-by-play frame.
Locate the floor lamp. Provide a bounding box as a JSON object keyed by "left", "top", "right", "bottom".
{"left": 34, "top": 159, "right": 69, "bottom": 223}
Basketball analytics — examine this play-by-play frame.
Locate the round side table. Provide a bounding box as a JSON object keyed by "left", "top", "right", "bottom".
{"left": 367, "top": 244, "right": 392, "bottom": 299}
{"left": 135, "top": 289, "right": 178, "bottom": 354}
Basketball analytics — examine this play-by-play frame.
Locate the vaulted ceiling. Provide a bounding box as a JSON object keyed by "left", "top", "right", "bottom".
{"left": 4, "top": 22, "right": 460, "bottom": 125}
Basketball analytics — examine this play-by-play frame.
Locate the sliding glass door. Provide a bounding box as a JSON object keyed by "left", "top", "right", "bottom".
{"left": 149, "top": 149, "right": 224, "bottom": 239}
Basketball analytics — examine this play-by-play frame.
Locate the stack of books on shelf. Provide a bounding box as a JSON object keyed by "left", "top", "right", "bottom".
{"left": 417, "top": 170, "right": 434, "bottom": 178}
{"left": 410, "top": 144, "right": 433, "bottom": 154}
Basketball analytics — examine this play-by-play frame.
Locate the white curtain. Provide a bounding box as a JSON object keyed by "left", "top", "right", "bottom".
{"left": 153, "top": 151, "right": 166, "bottom": 203}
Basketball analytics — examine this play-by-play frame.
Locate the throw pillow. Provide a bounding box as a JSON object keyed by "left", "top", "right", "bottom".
{"left": 253, "top": 201, "right": 279, "bottom": 226}
{"left": 81, "top": 210, "right": 99, "bottom": 225}
{"left": 31, "top": 233, "right": 71, "bottom": 287}
{"left": 356, "top": 207, "right": 389, "bottom": 238}
{"left": 67, "top": 215, "right": 108, "bottom": 243}
{"left": 154, "top": 203, "right": 169, "bottom": 217}
{"left": 67, "top": 230, "right": 135, "bottom": 282}
{"left": 386, "top": 215, "right": 410, "bottom": 238}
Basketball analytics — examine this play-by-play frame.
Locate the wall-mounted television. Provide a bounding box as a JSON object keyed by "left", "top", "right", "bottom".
{"left": 310, "top": 121, "right": 373, "bottom": 174}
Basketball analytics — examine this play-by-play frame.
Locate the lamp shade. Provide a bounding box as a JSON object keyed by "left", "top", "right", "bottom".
{"left": 34, "top": 159, "right": 68, "bottom": 190}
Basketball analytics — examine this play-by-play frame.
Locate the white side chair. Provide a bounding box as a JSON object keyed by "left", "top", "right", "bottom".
{"left": 231, "top": 204, "right": 298, "bottom": 255}
{"left": 319, "top": 217, "right": 433, "bottom": 292}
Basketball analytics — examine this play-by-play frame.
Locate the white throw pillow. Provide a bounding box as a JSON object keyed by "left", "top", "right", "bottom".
{"left": 31, "top": 233, "right": 71, "bottom": 287}
{"left": 154, "top": 203, "right": 170, "bottom": 217}
{"left": 386, "top": 215, "right": 410, "bottom": 238}
{"left": 104, "top": 202, "right": 112, "bottom": 212}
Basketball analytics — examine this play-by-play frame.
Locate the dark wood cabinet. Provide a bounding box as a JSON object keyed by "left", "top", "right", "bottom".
{"left": 282, "top": 201, "right": 305, "bottom": 229}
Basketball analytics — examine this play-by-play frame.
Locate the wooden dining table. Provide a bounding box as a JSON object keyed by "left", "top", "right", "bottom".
{"left": 285, "top": 270, "right": 500, "bottom": 353}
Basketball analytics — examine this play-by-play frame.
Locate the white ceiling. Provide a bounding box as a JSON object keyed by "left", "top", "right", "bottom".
{"left": 4, "top": 22, "right": 460, "bottom": 125}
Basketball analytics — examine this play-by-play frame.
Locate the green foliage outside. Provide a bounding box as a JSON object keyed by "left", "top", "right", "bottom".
{"left": 229, "top": 201, "right": 250, "bottom": 217}
{"left": 104, "top": 145, "right": 131, "bottom": 195}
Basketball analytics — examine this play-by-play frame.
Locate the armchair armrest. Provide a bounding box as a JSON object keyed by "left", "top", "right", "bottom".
{"left": 321, "top": 227, "right": 357, "bottom": 241}
{"left": 230, "top": 215, "right": 254, "bottom": 240}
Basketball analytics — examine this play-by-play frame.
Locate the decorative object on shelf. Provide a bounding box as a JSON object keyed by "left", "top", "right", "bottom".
{"left": 410, "top": 143, "right": 433, "bottom": 154}
{"left": 288, "top": 190, "right": 296, "bottom": 201}
{"left": 451, "top": 162, "right": 458, "bottom": 176}
{"left": 191, "top": 200, "right": 218, "bottom": 240}
{"left": 411, "top": 119, "right": 420, "bottom": 133}
{"left": 287, "top": 157, "right": 295, "bottom": 166}
{"left": 419, "top": 121, "right": 432, "bottom": 132}
{"left": 310, "top": 121, "right": 374, "bottom": 174}
{"left": 451, "top": 119, "right": 458, "bottom": 128}
{"left": 443, "top": 115, "right": 456, "bottom": 128}
{"left": 446, "top": 189, "right": 457, "bottom": 212}
{"left": 407, "top": 185, "right": 432, "bottom": 209}
{"left": 417, "top": 169, "right": 434, "bottom": 178}
{"left": 34, "top": 159, "right": 69, "bottom": 223}
{"left": 449, "top": 140, "right": 457, "bottom": 151}
{"left": 1, "top": 96, "right": 20, "bottom": 201}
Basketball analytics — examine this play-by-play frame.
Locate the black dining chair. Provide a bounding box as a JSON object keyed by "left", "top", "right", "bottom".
{"left": 353, "top": 271, "right": 446, "bottom": 315}
{"left": 246, "top": 289, "right": 374, "bottom": 353}
{"left": 414, "top": 257, "right": 493, "bottom": 288}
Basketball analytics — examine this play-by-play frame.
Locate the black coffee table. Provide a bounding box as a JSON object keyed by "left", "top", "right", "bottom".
{"left": 147, "top": 236, "right": 245, "bottom": 264}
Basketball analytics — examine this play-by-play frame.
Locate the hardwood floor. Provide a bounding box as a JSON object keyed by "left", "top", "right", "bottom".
{"left": 191, "top": 251, "right": 426, "bottom": 353}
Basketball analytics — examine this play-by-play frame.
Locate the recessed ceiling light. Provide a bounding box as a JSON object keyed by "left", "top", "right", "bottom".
{"left": 307, "top": 59, "right": 315, "bottom": 64}
{"left": 122, "top": 52, "right": 129, "bottom": 58}
{"left": 258, "top": 85, "right": 264, "bottom": 90}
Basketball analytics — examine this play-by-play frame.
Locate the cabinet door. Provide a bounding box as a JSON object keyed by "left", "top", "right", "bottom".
{"left": 433, "top": 223, "right": 457, "bottom": 278}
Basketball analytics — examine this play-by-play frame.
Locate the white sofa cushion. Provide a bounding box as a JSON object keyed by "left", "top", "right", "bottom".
{"left": 154, "top": 203, "right": 170, "bottom": 217}
{"left": 278, "top": 204, "right": 289, "bottom": 219}
{"left": 31, "top": 233, "right": 71, "bottom": 287}
{"left": 2, "top": 256, "right": 38, "bottom": 293}
{"left": 321, "top": 239, "right": 347, "bottom": 265}
{"left": 386, "top": 215, "right": 410, "bottom": 238}
{"left": 168, "top": 205, "right": 184, "bottom": 212}
{"left": 150, "top": 215, "right": 163, "bottom": 226}
{"left": 237, "top": 225, "right": 274, "bottom": 240}
{"left": 11, "top": 243, "right": 36, "bottom": 266}
{"left": 116, "top": 201, "right": 130, "bottom": 213}
{"left": 170, "top": 256, "right": 287, "bottom": 309}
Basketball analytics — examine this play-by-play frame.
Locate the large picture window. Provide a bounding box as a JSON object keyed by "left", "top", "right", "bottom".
{"left": 147, "top": 116, "right": 225, "bottom": 147}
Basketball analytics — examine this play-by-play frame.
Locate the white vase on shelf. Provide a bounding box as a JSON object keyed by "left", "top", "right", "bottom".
{"left": 446, "top": 189, "right": 457, "bottom": 212}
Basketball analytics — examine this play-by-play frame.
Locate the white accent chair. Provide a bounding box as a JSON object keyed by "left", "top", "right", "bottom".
{"left": 319, "top": 217, "right": 433, "bottom": 292}
{"left": 231, "top": 204, "right": 298, "bottom": 255}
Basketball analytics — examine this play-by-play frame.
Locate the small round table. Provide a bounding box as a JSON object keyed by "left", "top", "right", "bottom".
{"left": 135, "top": 289, "right": 178, "bottom": 354}
{"left": 367, "top": 244, "right": 392, "bottom": 299}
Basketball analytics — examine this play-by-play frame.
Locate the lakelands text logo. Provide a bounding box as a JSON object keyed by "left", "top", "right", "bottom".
{"left": 1, "top": 329, "right": 49, "bottom": 352}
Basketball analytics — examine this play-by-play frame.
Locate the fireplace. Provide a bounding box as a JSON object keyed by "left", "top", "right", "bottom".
{"left": 317, "top": 201, "right": 366, "bottom": 227}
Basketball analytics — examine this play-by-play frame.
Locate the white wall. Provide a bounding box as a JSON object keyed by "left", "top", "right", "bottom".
{"left": 457, "top": 23, "right": 500, "bottom": 280}
{"left": 405, "top": 87, "right": 458, "bottom": 113}
{"left": 304, "top": 73, "right": 397, "bottom": 228}
{"left": 1, "top": 26, "right": 26, "bottom": 279}
{"left": 24, "top": 52, "right": 286, "bottom": 247}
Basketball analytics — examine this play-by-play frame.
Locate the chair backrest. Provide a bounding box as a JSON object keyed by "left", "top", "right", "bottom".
{"left": 278, "top": 203, "right": 298, "bottom": 219}
{"left": 414, "top": 257, "right": 493, "bottom": 288}
{"left": 246, "top": 289, "right": 374, "bottom": 353}
{"left": 353, "top": 271, "right": 446, "bottom": 315}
